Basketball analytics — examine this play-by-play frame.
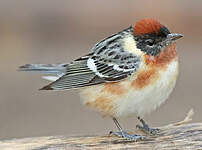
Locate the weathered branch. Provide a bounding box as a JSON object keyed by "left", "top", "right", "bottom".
{"left": 0, "top": 109, "right": 202, "bottom": 150}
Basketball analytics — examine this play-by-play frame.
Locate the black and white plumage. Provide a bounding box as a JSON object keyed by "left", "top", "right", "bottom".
{"left": 19, "top": 26, "right": 141, "bottom": 90}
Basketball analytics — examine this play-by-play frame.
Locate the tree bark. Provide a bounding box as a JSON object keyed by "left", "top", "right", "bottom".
{"left": 0, "top": 110, "right": 201, "bottom": 150}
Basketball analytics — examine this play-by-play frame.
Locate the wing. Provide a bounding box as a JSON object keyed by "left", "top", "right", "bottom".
{"left": 41, "top": 27, "right": 141, "bottom": 90}
{"left": 88, "top": 52, "right": 140, "bottom": 82}
{"left": 88, "top": 26, "right": 141, "bottom": 81}
{"left": 41, "top": 52, "right": 141, "bottom": 90}
{"left": 40, "top": 53, "right": 103, "bottom": 90}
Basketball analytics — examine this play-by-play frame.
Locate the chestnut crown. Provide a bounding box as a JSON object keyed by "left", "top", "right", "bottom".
{"left": 132, "top": 18, "right": 182, "bottom": 56}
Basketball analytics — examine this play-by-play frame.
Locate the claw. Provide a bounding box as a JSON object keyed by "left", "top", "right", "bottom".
{"left": 110, "top": 130, "right": 146, "bottom": 141}
{"left": 137, "top": 117, "right": 160, "bottom": 135}
{"left": 111, "top": 117, "right": 146, "bottom": 141}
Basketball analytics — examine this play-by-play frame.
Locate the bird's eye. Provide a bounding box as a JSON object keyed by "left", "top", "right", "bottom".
{"left": 145, "top": 39, "right": 154, "bottom": 46}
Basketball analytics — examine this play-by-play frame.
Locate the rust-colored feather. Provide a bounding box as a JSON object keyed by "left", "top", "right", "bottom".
{"left": 144, "top": 43, "right": 178, "bottom": 68}
{"left": 133, "top": 18, "right": 163, "bottom": 35}
{"left": 131, "top": 68, "right": 158, "bottom": 89}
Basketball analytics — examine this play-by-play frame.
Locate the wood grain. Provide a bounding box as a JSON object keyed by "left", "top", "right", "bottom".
{"left": 0, "top": 110, "right": 201, "bottom": 150}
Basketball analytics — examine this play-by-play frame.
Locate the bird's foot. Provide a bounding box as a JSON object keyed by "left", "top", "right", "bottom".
{"left": 136, "top": 124, "right": 160, "bottom": 135}
{"left": 136, "top": 117, "right": 160, "bottom": 135}
{"left": 109, "top": 130, "right": 146, "bottom": 141}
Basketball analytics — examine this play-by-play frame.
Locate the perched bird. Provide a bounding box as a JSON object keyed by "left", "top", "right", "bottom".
{"left": 19, "top": 18, "right": 183, "bottom": 141}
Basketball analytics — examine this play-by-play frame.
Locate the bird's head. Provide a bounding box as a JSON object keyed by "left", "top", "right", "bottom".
{"left": 132, "top": 18, "right": 183, "bottom": 56}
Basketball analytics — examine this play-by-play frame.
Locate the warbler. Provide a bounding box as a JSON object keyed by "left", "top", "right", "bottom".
{"left": 19, "top": 18, "right": 183, "bottom": 141}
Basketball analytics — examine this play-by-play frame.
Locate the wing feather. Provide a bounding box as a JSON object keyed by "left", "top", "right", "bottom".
{"left": 40, "top": 54, "right": 105, "bottom": 90}
{"left": 41, "top": 26, "right": 141, "bottom": 90}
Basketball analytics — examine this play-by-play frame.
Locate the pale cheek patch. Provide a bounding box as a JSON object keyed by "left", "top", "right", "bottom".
{"left": 123, "top": 35, "right": 144, "bottom": 57}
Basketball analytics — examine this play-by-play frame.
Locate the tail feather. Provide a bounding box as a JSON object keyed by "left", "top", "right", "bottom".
{"left": 19, "top": 58, "right": 104, "bottom": 90}
{"left": 19, "top": 64, "right": 66, "bottom": 74}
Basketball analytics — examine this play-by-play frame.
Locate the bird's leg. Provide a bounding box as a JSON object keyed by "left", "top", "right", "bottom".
{"left": 136, "top": 117, "right": 160, "bottom": 135}
{"left": 110, "top": 117, "right": 145, "bottom": 141}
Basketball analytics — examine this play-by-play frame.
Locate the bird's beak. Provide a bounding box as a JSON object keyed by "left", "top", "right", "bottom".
{"left": 167, "top": 33, "right": 183, "bottom": 41}
{"left": 161, "top": 33, "right": 183, "bottom": 46}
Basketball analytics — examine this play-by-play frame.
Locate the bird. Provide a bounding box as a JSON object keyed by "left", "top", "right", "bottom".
{"left": 19, "top": 18, "right": 183, "bottom": 141}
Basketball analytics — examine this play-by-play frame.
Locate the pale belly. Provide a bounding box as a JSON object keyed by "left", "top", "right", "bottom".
{"left": 80, "top": 60, "right": 179, "bottom": 118}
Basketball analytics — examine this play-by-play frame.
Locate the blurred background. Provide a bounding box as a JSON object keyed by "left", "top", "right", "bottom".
{"left": 0, "top": 0, "right": 201, "bottom": 140}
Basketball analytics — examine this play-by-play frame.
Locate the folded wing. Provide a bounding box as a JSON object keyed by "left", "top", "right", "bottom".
{"left": 28, "top": 27, "right": 141, "bottom": 90}
{"left": 41, "top": 50, "right": 141, "bottom": 90}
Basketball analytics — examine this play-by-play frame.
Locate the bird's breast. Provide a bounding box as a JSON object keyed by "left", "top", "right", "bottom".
{"left": 79, "top": 43, "right": 179, "bottom": 118}
{"left": 114, "top": 59, "right": 179, "bottom": 118}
